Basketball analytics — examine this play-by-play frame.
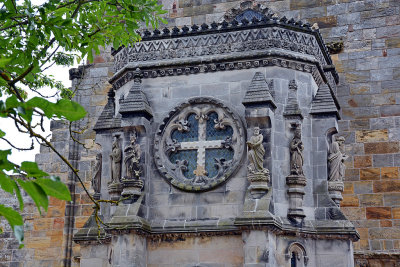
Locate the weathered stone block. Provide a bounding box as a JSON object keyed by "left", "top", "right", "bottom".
{"left": 340, "top": 207, "right": 366, "bottom": 220}
{"left": 354, "top": 155, "right": 372, "bottom": 168}
{"left": 341, "top": 195, "right": 359, "bottom": 207}
{"left": 356, "top": 129, "right": 388, "bottom": 142}
{"left": 366, "top": 207, "right": 392, "bottom": 219}
{"left": 364, "top": 142, "right": 399, "bottom": 154}
{"left": 381, "top": 167, "right": 399, "bottom": 179}
{"left": 373, "top": 154, "right": 394, "bottom": 167}
{"left": 373, "top": 180, "right": 400, "bottom": 192}
{"left": 359, "top": 194, "right": 383, "bottom": 206}
{"left": 383, "top": 193, "right": 400, "bottom": 206}
{"left": 360, "top": 168, "right": 380, "bottom": 180}
{"left": 354, "top": 181, "right": 373, "bottom": 194}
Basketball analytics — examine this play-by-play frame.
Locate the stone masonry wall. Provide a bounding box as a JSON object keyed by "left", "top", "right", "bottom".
{"left": 1, "top": 0, "right": 400, "bottom": 267}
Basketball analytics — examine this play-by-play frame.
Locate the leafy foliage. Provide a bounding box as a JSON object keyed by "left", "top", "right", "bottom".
{"left": 0, "top": 0, "right": 166, "bottom": 245}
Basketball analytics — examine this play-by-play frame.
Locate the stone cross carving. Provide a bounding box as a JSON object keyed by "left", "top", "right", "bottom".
{"left": 328, "top": 136, "right": 348, "bottom": 182}
{"left": 289, "top": 126, "right": 304, "bottom": 176}
{"left": 178, "top": 113, "right": 225, "bottom": 181}
{"left": 92, "top": 153, "right": 102, "bottom": 199}
{"left": 110, "top": 135, "right": 122, "bottom": 184}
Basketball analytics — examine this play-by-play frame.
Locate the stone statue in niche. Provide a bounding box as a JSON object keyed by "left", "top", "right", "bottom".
{"left": 121, "top": 130, "right": 144, "bottom": 201}
{"left": 246, "top": 127, "right": 270, "bottom": 198}
{"left": 247, "top": 127, "right": 266, "bottom": 173}
{"left": 124, "top": 130, "right": 141, "bottom": 179}
{"left": 91, "top": 153, "right": 102, "bottom": 200}
{"left": 286, "top": 123, "right": 306, "bottom": 223}
{"left": 328, "top": 136, "right": 348, "bottom": 206}
{"left": 328, "top": 136, "right": 348, "bottom": 182}
{"left": 289, "top": 127, "right": 304, "bottom": 176}
{"left": 110, "top": 135, "right": 122, "bottom": 184}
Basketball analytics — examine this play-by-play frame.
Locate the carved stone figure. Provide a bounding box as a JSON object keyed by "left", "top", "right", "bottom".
{"left": 286, "top": 124, "right": 306, "bottom": 223}
{"left": 92, "top": 153, "right": 102, "bottom": 199}
{"left": 247, "top": 127, "right": 265, "bottom": 173}
{"left": 124, "top": 131, "right": 141, "bottom": 179}
{"left": 289, "top": 127, "right": 304, "bottom": 176}
{"left": 110, "top": 135, "right": 122, "bottom": 184}
{"left": 246, "top": 127, "right": 270, "bottom": 198}
{"left": 328, "top": 136, "right": 348, "bottom": 182}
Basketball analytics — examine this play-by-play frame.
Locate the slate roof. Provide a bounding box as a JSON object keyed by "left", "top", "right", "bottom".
{"left": 119, "top": 78, "right": 153, "bottom": 119}
{"left": 93, "top": 90, "right": 121, "bottom": 131}
{"left": 242, "top": 72, "right": 276, "bottom": 108}
{"left": 310, "top": 83, "right": 339, "bottom": 117}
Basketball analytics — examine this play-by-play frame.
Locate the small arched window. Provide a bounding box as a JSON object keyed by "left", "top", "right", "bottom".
{"left": 285, "top": 242, "right": 308, "bottom": 267}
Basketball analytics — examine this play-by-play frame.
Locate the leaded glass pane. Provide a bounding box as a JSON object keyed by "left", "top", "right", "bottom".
{"left": 206, "top": 112, "right": 233, "bottom": 141}
{"left": 170, "top": 149, "right": 197, "bottom": 179}
{"left": 171, "top": 113, "right": 198, "bottom": 142}
{"left": 205, "top": 148, "right": 234, "bottom": 178}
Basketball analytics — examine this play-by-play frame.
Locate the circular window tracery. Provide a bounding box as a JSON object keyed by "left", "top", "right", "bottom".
{"left": 154, "top": 97, "right": 245, "bottom": 191}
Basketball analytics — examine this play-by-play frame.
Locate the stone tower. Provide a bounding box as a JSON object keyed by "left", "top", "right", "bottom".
{"left": 72, "top": 3, "right": 359, "bottom": 266}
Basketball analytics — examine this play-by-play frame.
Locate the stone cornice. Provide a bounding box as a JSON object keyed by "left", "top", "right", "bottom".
{"left": 110, "top": 19, "right": 338, "bottom": 91}
{"left": 73, "top": 216, "right": 359, "bottom": 245}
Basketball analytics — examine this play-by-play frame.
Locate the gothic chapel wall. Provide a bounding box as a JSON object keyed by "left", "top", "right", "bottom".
{"left": 0, "top": 1, "right": 399, "bottom": 267}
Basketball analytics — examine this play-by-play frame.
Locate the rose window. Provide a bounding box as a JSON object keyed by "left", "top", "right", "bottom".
{"left": 154, "top": 98, "right": 245, "bottom": 191}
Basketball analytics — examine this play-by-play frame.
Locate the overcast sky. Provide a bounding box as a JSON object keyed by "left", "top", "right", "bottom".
{"left": 0, "top": 64, "right": 75, "bottom": 165}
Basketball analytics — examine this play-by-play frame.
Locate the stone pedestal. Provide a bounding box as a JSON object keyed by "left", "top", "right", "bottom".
{"left": 108, "top": 182, "right": 123, "bottom": 201}
{"left": 121, "top": 177, "right": 144, "bottom": 203}
{"left": 328, "top": 181, "right": 344, "bottom": 206}
{"left": 286, "top": 175, "right": 306, "bottom": 223}
{"left": 247, "top": 171, "right": 270, "bottom": 199}
{"left": 93, "top": 192, "right": 101, "bottom": 200}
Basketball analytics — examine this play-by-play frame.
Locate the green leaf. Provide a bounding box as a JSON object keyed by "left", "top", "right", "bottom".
{"left": 17, "top": 179, "right": 48, "bottom": 213}
{"left": 0, "top": 172, "right": 14, "bottom": 194}
{"left": 53, "top": 99, "right": 86, "bottom": 121}
{"left": 26, "top": 97, "right": 86, "bottom": 121}
{"left": 5, "top": 95, "right": 20, "bottom": 110}
{"left": 36, "top": 176, "right": 71, "bottom": 201}
{"left": 0, "top": 204, "right": 23, "bottom": 228}
{"left": 0, "top": 150, "right": 15, "bottom": 171}
{"left": 0, "top": 129, "right": 4, "bottom": 138}
{"left": 20, "top": 161, "right": 48, "bottom": 178}
{"left": 0, "top": 58, "right": 12, "bottom": 68}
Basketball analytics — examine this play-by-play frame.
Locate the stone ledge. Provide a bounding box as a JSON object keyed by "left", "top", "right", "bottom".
{"left": 74, "top": 215, "right": 359, "bottom": 244}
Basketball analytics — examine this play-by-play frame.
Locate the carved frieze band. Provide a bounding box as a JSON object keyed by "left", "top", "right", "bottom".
{"left": 111, "top": 57, "right": 329, "bottom": 92}
{"left": 113, "top": 27, "right": 327, "bottom": 74}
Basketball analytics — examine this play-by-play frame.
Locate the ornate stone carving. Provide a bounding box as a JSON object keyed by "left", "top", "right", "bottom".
{"left": 110, "top": 135, "right": 122, "bottom": 183}
{"left": 154, "top": 97, "right": 245, "bottom": 192}
{"left": 247, "top": 127, "right": 270, "bottom": 198}
{"left": 124, "top": 130, "right": 141, "bottom": 179}
{"left": 91, "top": 153, "right": 102, "bottom": 200}
{"left": 112, "top": 58, "right": 325, "bottom": 91}
{"left": 286, "top": 123, "right": 306, "bottom": 224}
{"left": 108, "top": 135, "right": 122, "bottom": 200}
{"left": 223, "top": 1, "right": 273, "bottom": 22}
{"left": 121, "top": 130, "right": 144, "bottom": 201}
{"left": 114, "top": 27, "right": 327, "bottom": 73}
{"left": 289, "top": 125, "right": 304, "bottom": 176}
{"left": 328, "top": 136, "right": 348, "bottom": 206}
